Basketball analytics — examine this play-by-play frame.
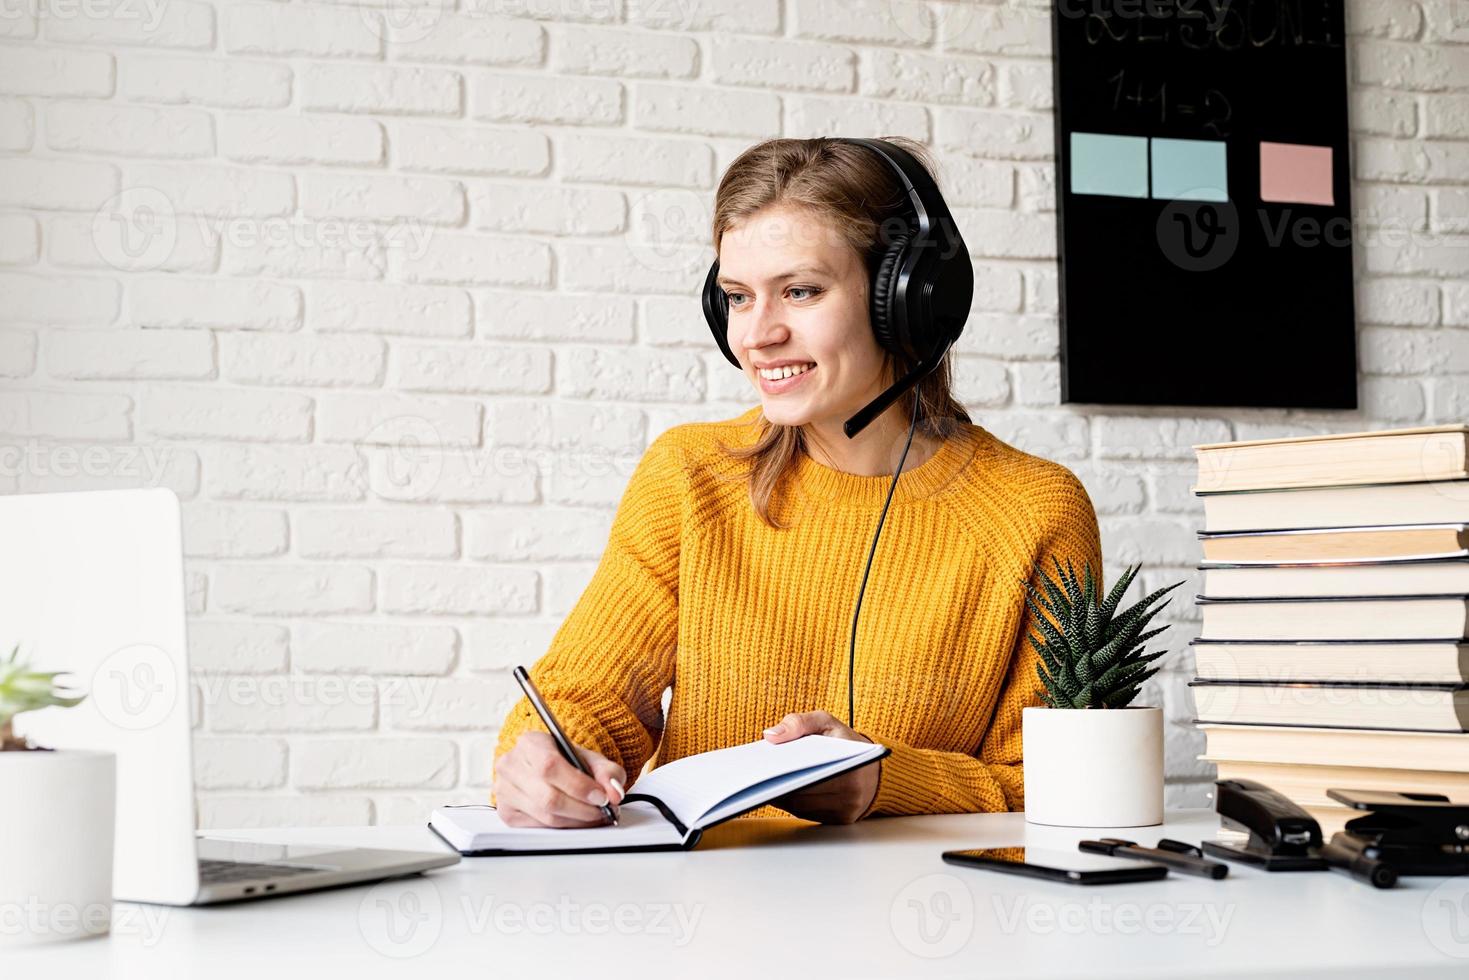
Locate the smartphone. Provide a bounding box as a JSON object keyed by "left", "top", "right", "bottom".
{"left": 942, "top": 847, "right": 1169, "bottom": 885}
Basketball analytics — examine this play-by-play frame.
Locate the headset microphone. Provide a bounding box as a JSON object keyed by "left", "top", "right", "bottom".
{"left": 842, "top": 329, "right": 959, "bottom": 439}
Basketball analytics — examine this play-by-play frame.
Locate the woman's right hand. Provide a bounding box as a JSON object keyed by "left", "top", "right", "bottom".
{"left": 493, "top": 731, "right": 627, "bottom": 828}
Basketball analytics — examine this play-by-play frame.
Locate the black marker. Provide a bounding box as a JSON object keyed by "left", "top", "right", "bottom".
{"left": 1079, "top": 838, "right": 1229, "bottom": 879}
{"left": 512, "top": 665, "right": 618, "bottom": 826}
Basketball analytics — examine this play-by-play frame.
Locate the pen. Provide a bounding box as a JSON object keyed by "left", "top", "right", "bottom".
{"left": 512, "top": 665, "right": 618, "bottom": 827}
{"left": 1078, "top": 838, "right": 1229, "bottom": 879}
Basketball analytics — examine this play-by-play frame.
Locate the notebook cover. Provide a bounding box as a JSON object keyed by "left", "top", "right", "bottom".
{"left": 1190, "top": 637, "right": 1469, "bottom": 646}
{"left": 1192, "top": 424, "right": 1469, "bottom": 452}
{"left": 1197, "top": 523, "right": 1469, "bottom": 538}
{"left": 427, "top": 820, "right": 695, "bottom": 858}
{"left": 1192, "top": 477, "right": 1469, "bottom": 497}
{"left": 1196, "top": 558, "right": 1469, "bottom": 568}
{"left": 1186, "top": 681, "right": 1469, "bottom": 734}
{"left": 1189, "top": 678, "right": 1469, "bottom": 691}
{"left": 1199, "top": 556, "right": 1469, "bottom": 568}
{"left": 1187, "top": 719, "right": 1469, "bottom": 734}
{"left": 432, "top": 743, "right": 891, "bottom": 858}
{"left": 1195, "top": 593, "right": 1469, "bottom": 603}
{"left": 1197, "top": 528, "right": 1469, "bottom": 565}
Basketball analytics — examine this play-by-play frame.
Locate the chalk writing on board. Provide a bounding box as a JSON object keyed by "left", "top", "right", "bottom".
{"left": 1061, "top": 0, "right": 1344, "bottom": 51}
{"left": 1107, "top": 69, "right": 1234, "bottom": 136}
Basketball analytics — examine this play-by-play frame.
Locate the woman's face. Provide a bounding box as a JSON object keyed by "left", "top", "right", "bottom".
{"left": 716, "top": 204, "right": 889, "bottom": 429}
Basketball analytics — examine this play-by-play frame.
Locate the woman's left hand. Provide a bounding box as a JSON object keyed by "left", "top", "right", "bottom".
{"left": 762, "top": 710, "right": 880, "bottom": 824}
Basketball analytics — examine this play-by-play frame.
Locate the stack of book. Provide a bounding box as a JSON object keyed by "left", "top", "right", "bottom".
{"left": 1189, "top": 424, "right": 1469, "bottom": 834}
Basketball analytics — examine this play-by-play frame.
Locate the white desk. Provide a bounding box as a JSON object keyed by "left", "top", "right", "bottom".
{"left": 12, "top": 809, "right": 1468, "bottom": 978}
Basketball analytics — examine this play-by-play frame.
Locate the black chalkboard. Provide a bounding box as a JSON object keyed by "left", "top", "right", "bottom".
{"left": 1051, "top": 0, "right": 1357, "bottom": 409}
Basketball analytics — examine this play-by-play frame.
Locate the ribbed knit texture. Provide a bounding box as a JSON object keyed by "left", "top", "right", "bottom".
{"left": 491, "top": 405, "right": 1103, "bottom": 821}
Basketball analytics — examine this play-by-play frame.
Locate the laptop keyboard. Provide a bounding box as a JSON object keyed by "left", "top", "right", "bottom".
{"left": 198, "top": 858, "right": 323, "bottom": 883}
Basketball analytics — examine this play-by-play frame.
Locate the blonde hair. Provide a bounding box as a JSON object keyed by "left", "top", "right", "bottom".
{"left": 710, "top": 136, "right": 971, "bottom": 529}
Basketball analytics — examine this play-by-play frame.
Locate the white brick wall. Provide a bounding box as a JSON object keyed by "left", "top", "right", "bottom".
{"left": 2, "top": 0, "right": 1465, "bottom": 824}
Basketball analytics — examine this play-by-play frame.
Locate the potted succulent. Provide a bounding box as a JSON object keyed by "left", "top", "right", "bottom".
{"left": 0, "top": 645, "right": 115, "bottom": 946}
{"left": 1021, "top": 561, "right": 1182, "bottom": 827}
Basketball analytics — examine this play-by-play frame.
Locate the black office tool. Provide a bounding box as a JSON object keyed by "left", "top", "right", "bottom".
{"left": 512, "top": 665, "right": 618, "bottom": 827}
{"left": 1080, "top": 838, "right": 1229, "bottom": 879}
{"left": 1200, "top": 779, "right": 1398, "bottom": 888}
{"left": 1200, "top": 778, "right": 1330, "bottom": 871}
{"left": 1324, "top": 789, "right": 1469, "bottom": 880}
{"left": 942, "top": 848, "right": 1169, "bottom": 885}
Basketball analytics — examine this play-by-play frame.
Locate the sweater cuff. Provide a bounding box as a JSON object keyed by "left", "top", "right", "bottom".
{"left": 855, "top": 735, "right": 1020, "bottom": 819}
{"left": 857, "top": 738, "right": 928, "bottom": 819}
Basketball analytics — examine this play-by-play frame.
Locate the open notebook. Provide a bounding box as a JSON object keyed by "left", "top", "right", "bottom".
{"left": 428, "top": 734, "right": 890, "bottom": 856}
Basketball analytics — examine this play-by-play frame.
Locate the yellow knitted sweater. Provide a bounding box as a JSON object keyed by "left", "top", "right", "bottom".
{"left": 491, "top": 405, "right": 1103, "bottom": 821}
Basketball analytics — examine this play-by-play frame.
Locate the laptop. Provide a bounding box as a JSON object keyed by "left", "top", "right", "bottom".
{"left": 0, "top": 487, "right": 459, "bottom": 904}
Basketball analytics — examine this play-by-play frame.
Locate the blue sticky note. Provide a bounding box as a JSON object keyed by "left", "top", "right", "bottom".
{"left": 1070, "top": 132, "right": 1149, "bottom": 199}
{"left": 1151, "top": 138, "right": 1229, "bottom": 202}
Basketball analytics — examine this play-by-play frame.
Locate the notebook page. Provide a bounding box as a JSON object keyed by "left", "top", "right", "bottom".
{"left": 430, "top": 800, "right": 682, "bottom": 852}
{"left": 697, "top": 750, "right": 884, "bottom": 828}
{"left": 629, "top": 735, "right": 883, "bottom": 828}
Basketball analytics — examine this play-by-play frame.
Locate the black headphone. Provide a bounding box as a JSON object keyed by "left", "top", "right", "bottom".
{"left": 700, "top": 136, "right": 974, "bottom": 439}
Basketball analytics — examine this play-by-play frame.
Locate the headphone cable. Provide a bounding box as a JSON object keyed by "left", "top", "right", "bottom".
{"left": 847, "top": 385, "right": 922, "bottom": 731}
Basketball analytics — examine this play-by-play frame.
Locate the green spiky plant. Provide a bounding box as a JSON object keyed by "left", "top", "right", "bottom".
{"left": 1022, "top": 560, "right": 1183, "bottom": 710}
{"left": 0, "top": 645, "right": 86, "bottom": 751}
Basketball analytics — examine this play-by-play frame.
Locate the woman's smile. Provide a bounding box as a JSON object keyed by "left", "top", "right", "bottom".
{"left": 757, "top": 362, "right": 817, "bottom": 394}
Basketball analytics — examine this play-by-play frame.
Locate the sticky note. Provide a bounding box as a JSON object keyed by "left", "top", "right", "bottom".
{"left": 1260, "top": 141, "right": 1334, "bottom": 206}
{"left": 1070, "top": 132, "right": 1149, "bottom": 199}
{"left": 1150, "top": 138, "right": 1229, "bottom": 203}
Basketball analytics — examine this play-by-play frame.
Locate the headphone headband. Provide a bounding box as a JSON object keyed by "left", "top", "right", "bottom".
{"left": 701, "top": 137, "right": 973, "bottom": 438}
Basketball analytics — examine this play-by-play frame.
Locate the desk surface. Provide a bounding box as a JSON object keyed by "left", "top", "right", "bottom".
{"left": 11, "top": 809, "right": 1468, "bottom": 979}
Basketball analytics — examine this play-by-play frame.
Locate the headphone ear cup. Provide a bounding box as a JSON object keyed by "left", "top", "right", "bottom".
{"left": 869, "top": 233, "right": 911, "bottom": 355}
{"left": 702, "top": 260, "right": 740, "bottom": 368}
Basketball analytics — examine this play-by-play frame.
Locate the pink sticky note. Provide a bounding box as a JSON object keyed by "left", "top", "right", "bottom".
{"left": 1260, "top": 142, "right": 1334, "bottom": 206}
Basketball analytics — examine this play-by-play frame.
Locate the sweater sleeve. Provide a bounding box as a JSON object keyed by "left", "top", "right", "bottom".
{"left": 490, "top": 430, "right": 689, "bottom": 798}
{"left": 857, "top": 466, "right": 1103, "bottom": 818}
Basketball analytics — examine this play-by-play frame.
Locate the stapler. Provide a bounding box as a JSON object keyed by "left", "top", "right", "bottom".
{"left": 1201, "top": 778, "right": 1331, "bottom": 871}
{"left": 1322, "top": 789, "right": 1469, "bottom": 879}
{"left": 1201, "top": 779, "right": 1397, "bottom": 887}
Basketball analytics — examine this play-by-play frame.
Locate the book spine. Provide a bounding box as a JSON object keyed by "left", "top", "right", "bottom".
{"left": 621, "top": 792, "right": 689, "bottom": 838}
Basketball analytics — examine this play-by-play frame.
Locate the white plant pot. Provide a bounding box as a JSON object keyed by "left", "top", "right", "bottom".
{"left": 1022, "top": 706, "right": 1163, "bottom": 828}
{"left": 0, "top": 748, "right": 116, "bottom": 945}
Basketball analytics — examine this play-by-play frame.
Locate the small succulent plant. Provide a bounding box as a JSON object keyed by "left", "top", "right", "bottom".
{"left": 0, "top": 645, "right": 86, "bottom": 751}
{"left": 1022, "top": 559, "right": 1182, "bottom": 710}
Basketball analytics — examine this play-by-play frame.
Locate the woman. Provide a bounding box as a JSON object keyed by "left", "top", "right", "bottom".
{"left": 491, "top": 136, "right": 1102, "bottom": 828}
